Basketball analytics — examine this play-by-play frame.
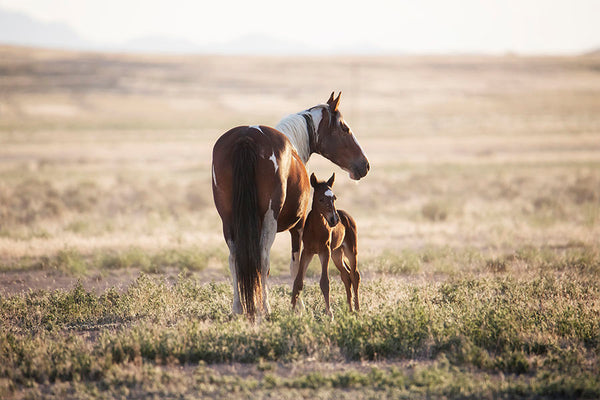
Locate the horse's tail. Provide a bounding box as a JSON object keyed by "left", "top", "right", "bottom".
{"left": 232, "top": 136, "right": 262, "bottom": 320}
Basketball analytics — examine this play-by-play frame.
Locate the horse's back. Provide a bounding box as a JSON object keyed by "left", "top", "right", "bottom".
{"left": 212, "top": 125, "right": 309, "bottom": 235}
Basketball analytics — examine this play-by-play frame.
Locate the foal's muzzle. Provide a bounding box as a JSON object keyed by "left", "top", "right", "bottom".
{"left": 327, "top": 212, "right": 340, "bottom": 227}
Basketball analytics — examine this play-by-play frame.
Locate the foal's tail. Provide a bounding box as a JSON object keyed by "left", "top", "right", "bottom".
{"left": 232, "top": 136, "right": 262, "bottom": 320}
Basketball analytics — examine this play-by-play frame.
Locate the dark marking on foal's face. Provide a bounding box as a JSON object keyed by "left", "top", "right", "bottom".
{"left": 310, "top": 173, "right": 340, "bottom": 227}
{"left": 318, "top": 92, "right": 370, "bottom": 181}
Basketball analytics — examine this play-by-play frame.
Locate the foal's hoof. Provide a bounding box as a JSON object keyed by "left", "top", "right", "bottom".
{"left": 292, "top": 298, "right": 305, "bottom": 315}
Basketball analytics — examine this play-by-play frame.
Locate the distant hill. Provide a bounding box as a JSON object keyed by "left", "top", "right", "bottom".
{"left": 120, "top": 33, "right": 312, "bottom": 55}
{"left": 0, "top": 7, "right": 308, "bottom": 55}
{"left": 121, "top": 35, "right": 205, "bottom": 54}
{"left": 0, "top": 5, "right": 382, "bottom": 55}
{"left": 0, "top": 5, "right": 380, "bottom": 55}
{"left": 585, "top": 48, "right": 600, "bottom": 56}
{"left": 0, "top": 7, "right": 91, "bottom": 50}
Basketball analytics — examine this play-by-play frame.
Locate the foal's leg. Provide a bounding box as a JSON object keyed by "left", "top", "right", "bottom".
{"left": 343, "top": 242, "right": 361, "bottom": 311}
{"left": 226, "top": 239, "right": 243, "bottom": 314}
{"left": 331, "top": 247, "right": 353, "bottom": 312}
{"left": 319, "top": 249, "right": 333, "bottom": 319}
{"left": 291, "top": 250, "right": 313, "bottom": 311}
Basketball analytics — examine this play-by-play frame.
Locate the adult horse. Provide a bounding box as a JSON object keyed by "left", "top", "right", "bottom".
{"left": 211, "top": 92, "right": 369, "bottom": 320}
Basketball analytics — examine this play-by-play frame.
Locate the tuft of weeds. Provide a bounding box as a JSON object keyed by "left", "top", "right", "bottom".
{"left": 371, "top": 249, "right": 422, "bottom": 274}
{"left": 421, "top": 200, "right": 449, "bottom": 222}
{"left": 98, "top": 247, "right": 213, "bottom": 273}
{"left": 0, "top": 246, "right": 219, "bottom": 275}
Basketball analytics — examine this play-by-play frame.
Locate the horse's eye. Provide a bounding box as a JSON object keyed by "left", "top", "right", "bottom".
{"left": 333, "top": 195, "right": 337, "bottom": 201}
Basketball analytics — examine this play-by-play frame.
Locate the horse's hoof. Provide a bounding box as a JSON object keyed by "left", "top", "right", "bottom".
{"left": 232, "top": 304, "right": 243, "bottom": 315}
{"left": 298, "top": 299, "right": 306, "bottom": 311}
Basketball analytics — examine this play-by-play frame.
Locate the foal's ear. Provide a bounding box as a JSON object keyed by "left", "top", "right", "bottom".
{"left": 310, "top": 173, "right": 317, "bottom": 188}
{"left": 327, "top": 173, "right": 335, "bottom": 187}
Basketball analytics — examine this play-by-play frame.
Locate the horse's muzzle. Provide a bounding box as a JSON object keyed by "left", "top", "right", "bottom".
{"left": 350, "top": 159, "right": 370, "bottom": 180}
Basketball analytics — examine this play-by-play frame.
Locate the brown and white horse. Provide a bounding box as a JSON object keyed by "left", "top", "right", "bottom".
{"left": 211, "top": 92, "right": 369, "bottom": 320}
{"left": 291, "top": 173, "right": 360, "bottom": 319}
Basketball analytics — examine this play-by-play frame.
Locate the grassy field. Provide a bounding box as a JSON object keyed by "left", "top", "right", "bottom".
{"left": 0, "top": 44, "right": 599, "bottom": 398}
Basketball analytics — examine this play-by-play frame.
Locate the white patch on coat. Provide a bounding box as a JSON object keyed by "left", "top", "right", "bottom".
{"left": 260, "top": 201, "right": 278, "bottom": 315}
{"left": 212, "top": 164, "right": 218, "bottom": 188}
{"left": 249, "top": 125, "right": 264, "bottom": 134}
{"left": 275, "top": 113, "right": 310, "bottom": 163}
{"left": 289, "top": 250, "right": 300, "bottom": 288}
{"left": 308, "top": 106, "right": 323, "bottom": 143}
{"left": 269, "top": 151, "right": 278, "bottom": 173}
{"left": 324, "top": 189, "right": 334, "bottom": 197}
{"left": 226, "top": 239, "right": 242, "bottom": 314}
{"left": 275, "top": 104, "right": 327, "bottom": 165}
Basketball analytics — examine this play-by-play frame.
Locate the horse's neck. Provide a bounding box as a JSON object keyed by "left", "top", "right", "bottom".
{"left": 275, "top": 114, "right": 311, "bottom": 163}
{"left": 275, "top": 107, "right": 323, "bottom": 164}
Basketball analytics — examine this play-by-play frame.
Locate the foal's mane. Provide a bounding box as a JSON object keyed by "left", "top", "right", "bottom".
{"left": 275, "top": 105, "right": 327, "bottom": 164}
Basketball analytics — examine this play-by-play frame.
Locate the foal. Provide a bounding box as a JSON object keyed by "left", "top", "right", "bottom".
{"left": 291, "top": 173, "right": 360, "bottom": 317}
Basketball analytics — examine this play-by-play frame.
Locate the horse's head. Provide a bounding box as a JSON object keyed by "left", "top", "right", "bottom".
{"left": 313, "top": 92, "right": 370, "bottom": 181}
{"left": 310, "top": 173, "right": 340, "bottom": 227}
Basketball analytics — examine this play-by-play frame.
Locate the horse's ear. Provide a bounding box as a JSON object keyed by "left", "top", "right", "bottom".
{"left": 331, "top": 92, "right": 341, "bottom": 112}
{"left": 310, "top": 173, "right": 317, "bottom": 187}
{"left": 327, "top": 173, "right": 335, "bottom": 187}
{"left": 327, "top": 92, "right": 335, "bottom": 106}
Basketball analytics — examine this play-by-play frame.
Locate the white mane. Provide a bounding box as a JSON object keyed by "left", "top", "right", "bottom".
{"left": 275, "top": 106, "right": 324, "bottom": 164}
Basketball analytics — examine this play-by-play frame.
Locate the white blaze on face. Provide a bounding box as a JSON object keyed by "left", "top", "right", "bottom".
{"left": 324, "top": 189, "right": 334, "bottom": 197}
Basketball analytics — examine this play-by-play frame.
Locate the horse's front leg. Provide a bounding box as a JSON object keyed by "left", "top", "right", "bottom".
{"left": 291, "top": 250, "right": 313, "bottom": 312}
{"left": 319, "top": 248, "right": 333, "bottom": 319}
{"left": 289, "top": 222, "right": 304, "bottom": 288}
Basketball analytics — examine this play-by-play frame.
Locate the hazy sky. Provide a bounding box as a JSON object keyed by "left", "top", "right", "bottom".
{"left": 1, "top": 0, "right": 598, "bottom": 54}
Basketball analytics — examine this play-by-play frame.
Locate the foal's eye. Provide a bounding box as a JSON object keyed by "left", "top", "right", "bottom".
{"left": 333, "top": 195, "right": 337, "bottom": 201}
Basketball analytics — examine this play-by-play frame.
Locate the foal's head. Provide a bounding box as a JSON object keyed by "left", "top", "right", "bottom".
{"left": 312, "top": 92, "right": 370, "bottom": 181}
{"left": 310, "top": 173, "right": 340, "bottom": 227}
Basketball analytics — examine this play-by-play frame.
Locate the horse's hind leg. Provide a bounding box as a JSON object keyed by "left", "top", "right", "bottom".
{"left": 260, "top": 208, "right": 278, "bottom": 316}
{"left": 226, "top": 240, "right": 243, "bottom": 314}
{"left": 343, "top": 242, "right": 361, "bottom": 311}
{"left": 331, "top": 248, "right": 353, "bottom": 312}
